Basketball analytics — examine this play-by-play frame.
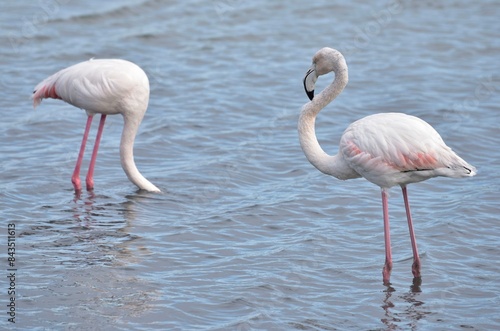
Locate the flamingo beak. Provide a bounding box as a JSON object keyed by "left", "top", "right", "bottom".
{"left": 303, "top": 66, "right": 317, "bottom": 101}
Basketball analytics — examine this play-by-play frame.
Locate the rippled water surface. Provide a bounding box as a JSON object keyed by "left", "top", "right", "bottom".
{"left": 1, "top": 1, "right": 499, "bottom": 330}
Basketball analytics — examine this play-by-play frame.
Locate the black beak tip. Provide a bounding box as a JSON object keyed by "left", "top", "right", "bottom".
{"left": 306, "top": 90, "right": 314, "bottom": 101}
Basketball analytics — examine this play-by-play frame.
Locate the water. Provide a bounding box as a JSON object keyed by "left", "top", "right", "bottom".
{"left": 1, "top": 0, "right": 499, "bottom": 329}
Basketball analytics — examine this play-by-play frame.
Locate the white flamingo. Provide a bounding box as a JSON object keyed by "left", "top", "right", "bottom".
{"left": 32, "top": 59, "right": 161, "bottom": 193}
{"left": 298, "top": 47, "right": 476, "bottom": 283}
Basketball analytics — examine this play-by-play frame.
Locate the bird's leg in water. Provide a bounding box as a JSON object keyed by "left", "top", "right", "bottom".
{"left": 382, "top": 189, "right": 392, "bottom": 284}
{"left": 402, "top": 185, "right": 421, "bottom": 279}
{"left": 72, "top": 116, "right": 93, "bottom": 193}
{"left": 86, "top": 115, "right": 106, "bottom": 191}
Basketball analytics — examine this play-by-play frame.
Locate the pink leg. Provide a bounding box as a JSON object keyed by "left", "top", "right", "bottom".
{"left": 382, "top": 188, "right": 392, "bottom": 284}
{"left": 72, "top": 116, "right": 93, "bottom": 193}
{"left": 86, "top": 114, "right": 106, "bottom": 191}
{"left": 401, "top": 186, "right": 421, "bottom": 278}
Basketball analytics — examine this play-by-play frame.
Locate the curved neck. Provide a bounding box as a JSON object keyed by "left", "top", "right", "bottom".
{"left": 120, "top": 113, "right": 160, "bottom": 192}
{"left": 298, "top": 69, "right": 355, "bottom": 178}
{"left": 312, "top": 68, "right": 348, "bottom": 113}
{"left": 298, "top": 107, "right": 336, "bottom": 175}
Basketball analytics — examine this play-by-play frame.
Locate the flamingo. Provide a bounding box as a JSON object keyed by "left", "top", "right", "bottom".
{"left": 298, "top": 47, "right": 476, "bottom": 284}
{"left": 32, "top": 59, "right": 161, "bottom": 193}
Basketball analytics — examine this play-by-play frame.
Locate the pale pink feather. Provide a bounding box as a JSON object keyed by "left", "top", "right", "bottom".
{"left": 339, "top": 113, "right": 475, "bottom": 188}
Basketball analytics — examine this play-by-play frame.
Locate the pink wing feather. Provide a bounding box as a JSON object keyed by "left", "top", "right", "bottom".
{"left": 32, "top": 76, "right": 61, "bottom": 109}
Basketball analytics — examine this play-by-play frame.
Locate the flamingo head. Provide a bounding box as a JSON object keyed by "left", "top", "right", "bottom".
{"left": 303, "top": 47, "right": 348, "bottom": 101}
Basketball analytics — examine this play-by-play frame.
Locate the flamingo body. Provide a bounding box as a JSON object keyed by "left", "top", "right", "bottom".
{"left": 33, "top": 59, "right": 148, "bottom": 115}
{"left": 339, "top": 112, "right": 475, "bottom": 188}
{"left": 298, "top": 47, "right": 476, "bottom": 283}
{"left": 33, "top": 59, "right": 160, "bottom": 193}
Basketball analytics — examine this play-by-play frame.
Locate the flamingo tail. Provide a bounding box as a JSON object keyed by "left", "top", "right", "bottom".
{"left": 32, "top": 80, "right": 61, "bottom": 109}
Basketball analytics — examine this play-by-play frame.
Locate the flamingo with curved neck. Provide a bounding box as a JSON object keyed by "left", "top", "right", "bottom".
{"left": 298, "top": 47, "right": 476, "bottom": 284}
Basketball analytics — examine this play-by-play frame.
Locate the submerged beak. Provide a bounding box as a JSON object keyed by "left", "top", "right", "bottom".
{"left": 303, "top": 66, "right": 317, "bottom": 101}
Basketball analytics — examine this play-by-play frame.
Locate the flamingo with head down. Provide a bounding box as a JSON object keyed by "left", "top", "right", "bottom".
{"left": 32, "top": 59, "right": 161, "bottom": 194}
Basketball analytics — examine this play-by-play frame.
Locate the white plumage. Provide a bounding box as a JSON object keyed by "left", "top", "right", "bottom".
{"left": 340, "top": 112, "right": 475, "bottom": 188}
{"left": 298, "top": 47, "right": 476, "bottom": 284}
{"left": 33, "top": 59, "right": 160, "bottom": 193}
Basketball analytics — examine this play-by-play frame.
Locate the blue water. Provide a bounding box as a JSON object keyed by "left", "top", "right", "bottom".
{"left": 1, "top": 0, "right": 499, "bottom": 330}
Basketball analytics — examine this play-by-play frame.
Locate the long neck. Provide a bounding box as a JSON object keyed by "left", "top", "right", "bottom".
{"left": 120, "top": 113, "right": 161, "bottom": 192}
{"left": 298, "top": 69, "right": 352, "bottom": 178}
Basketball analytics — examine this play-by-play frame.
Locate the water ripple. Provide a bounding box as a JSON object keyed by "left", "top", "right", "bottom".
{"left": 1, "top": 0, "right": 499, "bottom": 330}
